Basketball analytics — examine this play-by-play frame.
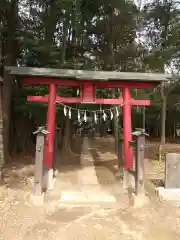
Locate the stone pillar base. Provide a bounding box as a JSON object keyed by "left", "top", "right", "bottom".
{"left": 30, "top": 193, "right": 44, "bottom": 205}
{"left": 123, "top": 169, "right": 135, "bottom": 189}
{"left": 43, "top": 168, "right": 55, "bottom": 190}
{"left": 132, "top": 193, "right": 149, "bottom": 208}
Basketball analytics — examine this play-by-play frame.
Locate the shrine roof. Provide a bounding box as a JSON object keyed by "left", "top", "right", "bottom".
{"left": 5, "top": 66, "right": 170, "bottom": 83}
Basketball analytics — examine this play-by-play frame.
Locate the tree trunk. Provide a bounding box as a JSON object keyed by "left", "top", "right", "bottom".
{"left": 112, "top": 89, "right": 119, "bottom": 153}
{"left": 0, "top": 21, "right": 5, "bottom": 181}
{"left": 142, "top": 106, "right": 146, "bottom": 130}
{"left": 62, "top": 117, "right": 71, "bottom": 151}
{"left": 3, "top": 0, "right": 19, "bottom": 163}
{"left": 42, "top": 1, "right": 59, "bottom": 66}
{"left": 159, "top": 83, "right": 167, "bottom": 161}
{"left": 60, "top": 16, "right": 69, "bottom": 67}
{"left": 71, "top": 0, "right": 79, "bottom": 68}
{"left": 0, "top": 82, "right": 4, "bottom": 181}
{"left": 158, "top": 0, "right": 170, "bottom": 160}
{"left": 161, "top": 99, "right": 167, "bottom": 140}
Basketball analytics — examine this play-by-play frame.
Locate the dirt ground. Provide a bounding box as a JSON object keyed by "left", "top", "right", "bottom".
{"left": 1, "top": 137, "right": 180, "bottom": 240}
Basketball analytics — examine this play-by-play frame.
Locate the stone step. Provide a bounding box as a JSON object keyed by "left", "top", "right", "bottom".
{"left": 45, "top": 187, "right": 129, "bottom": 208}
{"left": 45, "top": 183, "right": 129, "bottom": 206}
{"left": 156, "top": 187, "right": 180, "bottom": 207}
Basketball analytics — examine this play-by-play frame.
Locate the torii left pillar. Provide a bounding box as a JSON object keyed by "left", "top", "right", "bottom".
{"left": 44, "top": 83, "right": 56, "bottom": 189}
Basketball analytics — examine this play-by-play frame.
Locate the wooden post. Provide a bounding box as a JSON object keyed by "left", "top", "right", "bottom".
{"left": 91, "top": 125, "right": 95, "bottom": 139}
{"left": 33, "top": 127, "right": 47, "bottom": 196}
{"left": 117, "top": 130, "right": 124, "bottom": 169}
{"left": 122, "top": 87, "right": 133, "bottom": 170}
{"left": 44, "top": 83, "right": 56, "bottom": 190}
{"left": 52, "top": 127, "right": 58, "bottom": 176}
{"left": 133, "top": 129, "right": 148, "bottom": 196}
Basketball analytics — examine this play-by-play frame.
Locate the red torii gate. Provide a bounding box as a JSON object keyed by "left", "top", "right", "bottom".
{"left": 6, "top": 67, "right": 169, "bottom": 187}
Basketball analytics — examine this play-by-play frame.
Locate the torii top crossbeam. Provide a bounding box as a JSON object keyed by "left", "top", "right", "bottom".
{"left": 6, "top": 66, "right": 170, "bottom": 171}
{"left": 6, "top": 66, "right": 170, "bottom": 104}
{"left": 6, "top": 66, "right": 170, "bottom": 82}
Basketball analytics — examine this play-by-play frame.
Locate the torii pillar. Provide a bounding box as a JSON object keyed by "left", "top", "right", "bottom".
{"left": 122, "top": 87, "right": 133, "bottom": 171}
{"left": 44, "top": 84, "right": 56, "bottom": 190}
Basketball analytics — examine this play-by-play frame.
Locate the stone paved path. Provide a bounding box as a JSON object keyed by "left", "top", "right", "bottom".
{"left": 77, "top": 137, "right": 99, "bottom": 184}
{"left": 57, "top": 138, "right": 118, "bottom": 204}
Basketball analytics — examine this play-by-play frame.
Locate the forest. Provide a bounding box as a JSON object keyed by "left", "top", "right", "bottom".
{"left": 0, "top": 0, "right": 180, "bottom": 165}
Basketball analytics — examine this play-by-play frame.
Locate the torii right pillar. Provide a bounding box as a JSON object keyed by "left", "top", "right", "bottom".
{"left": 122, "top": 87, "right": 150, "bottom": 191}
{"left": 122, "top": 87, "right": 133, "bottom": 171}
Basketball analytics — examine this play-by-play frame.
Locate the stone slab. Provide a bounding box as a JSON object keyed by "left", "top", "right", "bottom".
{"left": 165, "top": 153, "right": 180, "bottom": 188}
{"left": 59, "top": 189, "right": 116, "bottom": 203}
{"left": 156, "top": 187, "right": 180, "bottom": 207}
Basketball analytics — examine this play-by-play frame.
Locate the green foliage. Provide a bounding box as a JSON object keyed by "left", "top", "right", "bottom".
{"left": 1, "top": 0, "right": 180, "bottom": 140}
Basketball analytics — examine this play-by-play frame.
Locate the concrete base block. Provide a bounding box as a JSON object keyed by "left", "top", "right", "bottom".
{"left": 43, "top": 168, "right": 55, "bottom": 190}
{"left": 30, "top": 193, "right": 44, "bottom": 205}
{"left": 156, "top": 187, "right": 180, "bottom": 207}
{"left": 132, "top": 193, "right": 149, "bottom": 208}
